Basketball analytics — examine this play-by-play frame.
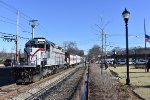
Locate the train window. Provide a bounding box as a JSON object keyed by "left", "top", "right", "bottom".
{"left": 46, "top": 44, "right": 50, "bottom": 51}
{"left": 26, "top": 44, "right": 38, "bottom": 48}
{"left": 47, "top": 51, "right": 50, "bottom": 58}
{"left": 37, "top": 44, "right": 44, "bottom": 48}
{"left": 57, "top": 46, "right": 61, "bottom": 50}
{"left": 31, "top": 44, "right": 37, "bottom": 48}
{"left": 25, "top": 44, "right": 30, "bottom": 48}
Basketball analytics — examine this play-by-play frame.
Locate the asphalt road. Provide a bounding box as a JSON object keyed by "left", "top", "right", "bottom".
{"left": 0, "top": 66, "right": 16, "bottom": 87}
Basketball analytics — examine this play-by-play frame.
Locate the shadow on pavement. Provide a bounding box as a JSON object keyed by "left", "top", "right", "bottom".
{"left": 0, "top": 67, "right": 16, "bottom": 87}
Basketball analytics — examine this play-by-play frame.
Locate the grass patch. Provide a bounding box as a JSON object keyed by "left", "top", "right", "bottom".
{"left": 108, "top": 65, "right": 150, "bottom": 100}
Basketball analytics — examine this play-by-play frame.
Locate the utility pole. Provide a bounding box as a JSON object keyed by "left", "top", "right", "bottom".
{"left": 95, "top": 17, "right": 109, "bottom": 74}
{"left": 95, "top": 24, "right": 107, "bottom": 74}
{"left": 29, "top": 20, "right": 39, "bottom": 39}
{"left": 16, "top": 10, "right": 19, "bottom": 62}
{"left": 101, "top": 30, "right": 104, "bottom": 74}
{"left": 102, "top": 31, "right": 107, "bottom": 72}
{"left": 104, "top": 32, "right": 106, "bottom": 58}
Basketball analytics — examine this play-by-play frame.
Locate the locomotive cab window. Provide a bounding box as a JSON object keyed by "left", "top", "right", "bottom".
{"left": 25, "top": 44, "right": 37, "bottom": 48}
{"left": 46, "top": 44, "right": 50, "bottom": 51}
{"left": 32, "top": 44, "right": 37, "bottom": 48}
{"left": 25, "top": 44, "right": 29, "bottom": 48}
{"left": 37, "top": 44, "right": 44, "bottom": 48}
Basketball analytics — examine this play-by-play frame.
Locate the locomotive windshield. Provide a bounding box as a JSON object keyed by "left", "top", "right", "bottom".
{"left": 25, "top": 43, "right": 45, "bottom": 48}
{"left": 25, "top": 38, "right": 47, "bottom": 48}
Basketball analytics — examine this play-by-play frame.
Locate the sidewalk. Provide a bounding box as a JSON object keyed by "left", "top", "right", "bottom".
{"left": 88, "top": 64, "right": 141, "bottom": 100}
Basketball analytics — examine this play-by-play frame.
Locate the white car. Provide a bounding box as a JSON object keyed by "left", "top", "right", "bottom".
{"left": 135, "top": 59, "right": 147, "bottom": 65}
{"left": 96, "top": 61, "right": 99, "bottom": 64}
{"left": 117, "top": 60, "right": 126, "bottom": 65}
{"left": 105, "top": 59, "right": 114, "bottom": 64}
{"left": 129, "top": 60, "right": 134, "bottom": 65}
{"left": 96, "top": 61, "right": 101, "bottom": 64}
{"left": 107, "top": 60, "right": 113, "bottom": 64}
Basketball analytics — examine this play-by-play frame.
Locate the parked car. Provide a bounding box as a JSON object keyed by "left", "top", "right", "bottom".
{"left": 105, "top": 59, "right": 114, "bottom": 64}
{"left": 129, "top": 60, "right": 134, "bottom": 65}
{"left": 4, "top": 59, "right": 17, "bottom": 67}
{"left": 134, "top": 59, "right": 147, "bottom": 65}
{"left": 106, "top": 60, "right": 113, "bottom": 64}
{"left": 117, "top": 59, "right": 126, "bottom": 65}
{"left": 95, "top": 61, "right": 98, "bottom": 64}
{"left": 96, "top": 61, "right": 101, "bottom": 64}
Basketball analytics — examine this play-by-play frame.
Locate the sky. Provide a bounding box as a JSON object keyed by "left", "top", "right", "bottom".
{"left": 0, "top": 0, "right": 150, "bottom": 54}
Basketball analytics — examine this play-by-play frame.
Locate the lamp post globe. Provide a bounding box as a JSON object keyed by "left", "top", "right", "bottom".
{"left": 122, "top": 8, "right": 130, "bottom": 85}
{"left": 122, "top": 8, "right": 130, "bottom": 19}
{"left": 29, "top": 20, "right": 39, "bottom": 39}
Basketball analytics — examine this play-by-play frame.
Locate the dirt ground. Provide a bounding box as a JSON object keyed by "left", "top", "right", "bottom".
{"left": 88, "top": 64, "right": 144, "bottom": 100}
{"left": 108, "top": 65, "right": 150, "bottom": 100}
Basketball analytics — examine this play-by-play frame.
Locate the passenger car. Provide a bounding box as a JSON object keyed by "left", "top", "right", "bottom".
{"left": 4, "top": 59, "right": 16, "bottom": 67}
{"left": 96, "top": 61, "right": 101, "bottom": 64}
{"left": 106, "top": 60, "right": 113, "bottom": 64}
{"left": 117, "top": 59, "right": 126, "bottom": 65}
{"left": 134, "top": 59, "right": 147, "bottom": 65}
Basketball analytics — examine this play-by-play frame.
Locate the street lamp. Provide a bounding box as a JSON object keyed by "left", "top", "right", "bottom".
{"left": 113, "top": 50, "right": 116, "bottom": 68}
{"left": 134, "top": 47, "right": 137, "bottom": 67}
{"left": 122, "top": 8, "right": 130, "bottom": 85}
{"left": 29, "top": 20, "right": 39, "bottom": 39}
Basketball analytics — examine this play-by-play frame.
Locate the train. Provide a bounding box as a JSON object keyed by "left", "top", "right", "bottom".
{"left": 14, "top": 37, "right": 84, "bottom": 83}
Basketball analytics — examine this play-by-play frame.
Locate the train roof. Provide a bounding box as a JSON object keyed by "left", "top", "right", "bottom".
{"left": 25, "top": 37, "right": 61, "bottom": 48}
{"left": 33, "top": 37, "right": 45, "bottom": 39}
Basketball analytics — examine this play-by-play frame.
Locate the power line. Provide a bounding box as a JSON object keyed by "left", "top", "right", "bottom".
{"left": 0, "top": 32, "right": 30, "bottom": 40}
{"left": 0, "top": 15, "right": 16, "bottom": 22}
{"left": 18, "top": 35, "right": 30, "bottom": 40}
{"left": 0, "top": 0, "right": 17, "bottom": 13}
{"left": 0, "top": 1, "right": 31, "bottom": 31}
{"left": 19, "top": 24, "right": 30, "bottom": 33}
{"left": 0, "top": 18, "right": 31, "bottom": 36}
{"left": 0, "top": 0, "right": 47, "bottom": 38}
{"left": 20, "top": 12, "right": 32, "bottom": 21}
{"left": 36, "top": 24, "right": 47, "bottom": 37}
{"left": 0, "top": 32, "right": 14, "bottom": 36}
{"left": 0, "top": 19, "right": 16, "bottom": 25}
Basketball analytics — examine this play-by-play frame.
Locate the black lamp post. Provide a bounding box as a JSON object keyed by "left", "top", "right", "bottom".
{"left": 134, "top": 47, "right": 137, "bottom": 67}
{"left": 122, "top": 8, "right": 130, "bottom": 85}
{"left": 113, "top": 50, "right": 116, "bottom": 68}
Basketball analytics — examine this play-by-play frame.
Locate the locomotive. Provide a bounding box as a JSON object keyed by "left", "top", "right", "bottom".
{"left": 15, "top": 37, "right": 83, "bottom": 83}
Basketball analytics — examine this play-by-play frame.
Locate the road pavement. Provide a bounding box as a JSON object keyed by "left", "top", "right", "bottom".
{"left": 0, "top": 66, "right": 16, "bottom": 87}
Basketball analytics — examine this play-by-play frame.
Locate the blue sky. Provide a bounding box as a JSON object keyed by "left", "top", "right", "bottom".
{"left": 0, "top": 0, "right": 150, "bottom": 54}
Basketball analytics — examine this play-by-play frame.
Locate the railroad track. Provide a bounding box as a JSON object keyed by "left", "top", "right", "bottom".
{"left": 0, "top": 83, "right": 23, "bottom": 99}
{"left": 3, "top": 64, "right": 84, "bottom": 100}
{"left": 32, "top": 66, "right": 86, "bottom": 100}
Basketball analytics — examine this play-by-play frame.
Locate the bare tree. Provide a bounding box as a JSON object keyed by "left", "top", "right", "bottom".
{"left": 87, "top": 44, "right": 102, "bottom": 61}
{"left": 0, "top": 48, "right": 7, "bottom": 60}
{"left": 63, "top": 41, "right": 84, "bottom": 56}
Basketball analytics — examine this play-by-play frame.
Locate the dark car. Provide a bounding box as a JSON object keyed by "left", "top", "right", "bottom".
{"left": 4, "top": 59, "right": 16, "bottom": 67}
